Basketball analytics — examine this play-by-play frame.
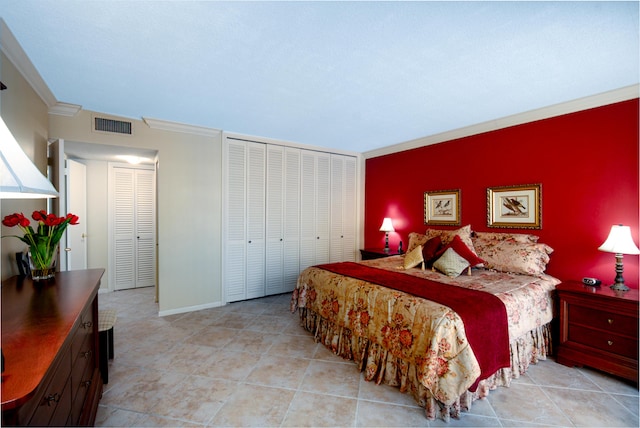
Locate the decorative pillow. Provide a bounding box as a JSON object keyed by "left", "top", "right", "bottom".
{"left": 432, "top": 247, "right": 470, "bottom": 277}
{"left": 425, "top": 224, "right": 478, "bottom": 257}
{"left": 421, "top": 236, "right": 442, "bottom": 267}
{"left": 438, "top": 235, "right": 484, "bottom": 267}
{"left": 474, "top": 240, "right": 554, "bottom": 275}
{"left": 472, "top": 231, "right": 540, "bottom": 244}
{"left": 403, "top": 244, "right": 424, "bottom": 269}
{"left": 406, "top": 232, "right": 429, "bottom": 254}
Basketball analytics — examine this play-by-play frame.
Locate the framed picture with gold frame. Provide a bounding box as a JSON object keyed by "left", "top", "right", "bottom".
{"left": 424, "top": 189, "right": 460, "bottom": 225}
{"left": 487, "top": 184, "right": 541, "bottom": 229}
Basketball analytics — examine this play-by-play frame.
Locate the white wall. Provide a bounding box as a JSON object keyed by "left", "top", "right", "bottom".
{"left": 49, "top": 111, "right": 223, "bottom": 314}
{"left": 0, "top": 51, "right": 49, "bottom": 280}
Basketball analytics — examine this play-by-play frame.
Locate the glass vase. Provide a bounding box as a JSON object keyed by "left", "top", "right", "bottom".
{"left": 28, "top": 244, "right": 58, "bottom": 281}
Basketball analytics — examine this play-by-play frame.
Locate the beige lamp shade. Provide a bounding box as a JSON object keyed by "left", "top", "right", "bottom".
{"left": 379, "top": 217, "right": 394, "bottom": 232}
{"left": 598, "top": 225, "right": 640, "bottom": 255}
{"left": 0, "top": 117, "right": 58, "bottom": 199}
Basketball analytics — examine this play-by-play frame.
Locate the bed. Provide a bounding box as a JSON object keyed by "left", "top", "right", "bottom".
{"left": 290, "top": 226, "right": 560, "bottom": 421}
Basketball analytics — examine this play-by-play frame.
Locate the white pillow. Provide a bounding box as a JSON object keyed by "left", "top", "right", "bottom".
{"left": 433, "top": 247, "right": 470, "bottom": 277}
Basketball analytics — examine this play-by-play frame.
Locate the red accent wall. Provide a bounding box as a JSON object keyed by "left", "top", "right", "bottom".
{"left": 365, "top": 99, "right": 639, "bottom": 288}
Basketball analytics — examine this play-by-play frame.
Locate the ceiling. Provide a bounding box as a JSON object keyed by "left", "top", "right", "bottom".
{"left": 1, "top": 1, "right": 638, "bottom": 154}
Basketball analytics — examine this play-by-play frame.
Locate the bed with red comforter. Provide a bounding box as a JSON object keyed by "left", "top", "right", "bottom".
{"left": 290, "top": 228, "right": 560, "bottom": 421}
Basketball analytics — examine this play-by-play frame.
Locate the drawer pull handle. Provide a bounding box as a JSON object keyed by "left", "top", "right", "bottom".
{"left": 45, "top": 393, "right": 60, "bottom": 406}
{"left": 607, "top": 340, "right": 613, "bottom": 346}
{"left": 83, "top": 380, "right": 92, "bottom": 388}
{"left": 607, "top": 318, "right": 614, "bottom": 325}
{"left": 83, "top": 321, "right": 93, "bottom": 329}
{"left": 81, "top": 350, "right": 92, "bottom": 359}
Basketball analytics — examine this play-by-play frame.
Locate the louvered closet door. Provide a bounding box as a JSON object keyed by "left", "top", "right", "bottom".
{"left": 283, "top": 148, "right": 300, "bottom": 292}
{"left": 330, "top": 155, "right": 344, "bottom": 262}
{"left": 342, "top": 156, "right": 357, "bottom": 261}
{"left": 245, "top": 142, "right": 266, "bottom": 299}
{"left": 112, "top": 165, "right": 156, "bottom": 290}
{"left": 265, "top": 145, "right": 284, "bottom": 295}
{"left": 113, "top": 168, "right": 136, "bottom": 290}
{"left": 135, "top": 169, "right": 156, "bottom": 287}
{"left": 224, "top": 141, "right": 247, "bottom": 302}
{"left": 330, "top": 154, "right": 357, "bottom": 262}
{"left": 300, "top": 151, "right": 330, "bottom": 272}
{"left": 315, "top": 152, "right": 330, "bottom": 265}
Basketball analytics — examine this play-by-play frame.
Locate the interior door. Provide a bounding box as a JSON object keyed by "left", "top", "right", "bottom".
{"left": 66, "top": 159, "right": 88, "bottom": 270}
{"left": 111, "top": 163, "right": 157, "bottom": 290}
{"left": 49, "top": 139, "right": 67, "bottom": 269}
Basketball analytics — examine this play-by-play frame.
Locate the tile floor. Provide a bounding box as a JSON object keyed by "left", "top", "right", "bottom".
{"left": 95, "top": 286, "right": 639, "bottom": 427}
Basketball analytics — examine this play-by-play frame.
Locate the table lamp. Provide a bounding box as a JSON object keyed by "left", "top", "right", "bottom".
{"left": 379, "top": 217, "right": 394, "bottom": 253}
{"left": 598, "top": 224, "right": 640, "bottom": 291}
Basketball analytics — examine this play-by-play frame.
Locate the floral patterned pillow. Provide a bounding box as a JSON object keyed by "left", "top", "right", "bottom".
{"left": 473, "top": 239, "right": 553, "bottom": 276}
{"left": 406, "top": 232, "right": 429, "bottom": 254}
{"left": 472, "top": 231, "right": 540, "bottom": 243}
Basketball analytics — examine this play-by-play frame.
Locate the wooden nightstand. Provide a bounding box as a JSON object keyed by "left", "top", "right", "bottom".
{"left": 360, "top": 248, "right": 403, "bottom": 260}
{"left": 556, "top": 281, "right": 639, "bottom": 383}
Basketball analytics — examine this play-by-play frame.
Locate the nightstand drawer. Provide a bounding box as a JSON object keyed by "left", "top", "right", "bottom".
{"left": 568, "top": 324, "right": 638, "bottom": 359}
{"left": 569, "top": 305, "right": 638, "bottom": 337}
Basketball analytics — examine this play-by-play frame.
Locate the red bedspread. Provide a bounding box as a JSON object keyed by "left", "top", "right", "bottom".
{"left": 316, "top": 262, "right": 510, "bottom": 389}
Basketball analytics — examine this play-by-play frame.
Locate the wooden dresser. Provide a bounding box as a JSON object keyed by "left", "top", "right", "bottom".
{"left": 1, "top": 269, "right": 105, "bottom": 426}
{"left": 556, "top": 281, "right": 638, "bottom": 384}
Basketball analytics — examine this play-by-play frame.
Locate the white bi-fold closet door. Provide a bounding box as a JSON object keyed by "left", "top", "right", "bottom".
{"left": 109, "top": 163, "right": 157, "bottom": 291}
{"left": 223, "top": 136, "right": 357, "bottom": 303}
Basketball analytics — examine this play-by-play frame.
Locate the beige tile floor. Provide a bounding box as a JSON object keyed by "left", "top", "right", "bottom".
{"left": 96, "top": 286, "right": 639, "bottom": 427}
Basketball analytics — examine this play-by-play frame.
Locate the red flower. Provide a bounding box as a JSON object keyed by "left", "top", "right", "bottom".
{"left": 65, "top": 213, "right": 80, "bottom": 225}
{"left": 42, "top": 213, "right": 62, "bottom": 227}
{"left": 2, "top": 211, "right": 80, "bottom": 271}
{"left": 399, "top": 329, "right": 413, "bottom": 347}
{"left": 31, "top": 210, "right": 47, "bottom": 222}
{"left": 360, "top": 311, "right": 370, "bottom": 326}
{"left": 436, "top": 357, "right": 450, "bottom": 377}
{"left": 331, "top": 300, "right": 340, "bottom": 314}
{"left": 2, "top": 213, "right": 29, "bottom": 228}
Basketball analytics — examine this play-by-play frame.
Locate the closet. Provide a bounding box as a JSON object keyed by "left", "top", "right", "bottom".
{"left": 223, "top": 135, "right": 357, "bottom": 303}
{"left": 109, "top": 163, "right": 157, "bottom": 291}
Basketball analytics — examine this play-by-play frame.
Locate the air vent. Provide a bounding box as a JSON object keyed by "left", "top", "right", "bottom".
{"left": 94, "top": 117, "right": 132, "bottom": 135}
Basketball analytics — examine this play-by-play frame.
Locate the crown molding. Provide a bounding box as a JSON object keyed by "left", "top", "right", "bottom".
{"left": 364, "top": 84, "right": 640, "bottom": 159}
{"left": 143, "top": 117, "right": 221, "bottom": 138}
{"left": 49, "top": 101, "right": 82, "bottom": 117}
{"left": 0, "top": 19, "right": 57, "bottom": 108}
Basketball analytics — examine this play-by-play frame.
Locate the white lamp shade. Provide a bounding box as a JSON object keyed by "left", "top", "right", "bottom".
{"left": 598, "top": 225, "right": 640, "bottom": 255}
{"left": 0, "top": 117, "right": 58, "bottom": 199}
{"left": 379, "top": 217, "right": 394, "bottom": 232}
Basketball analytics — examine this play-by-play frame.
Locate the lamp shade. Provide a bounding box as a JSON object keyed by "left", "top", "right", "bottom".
{"left": 0, "top": 117, "right": 58, "bottom": 199}
{"left": 598, "top": 225, "right": 640, "bottom": 255}
{"left": 379, "top": 217, "right": 394, "bottom": 233}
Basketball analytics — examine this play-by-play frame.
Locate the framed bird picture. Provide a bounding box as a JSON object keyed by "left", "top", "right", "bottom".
{"left": 424, "top": 189, "right": 460, "bottom": 225}
{"left": 487, "top": 184, "right": 541, "bottom": 229}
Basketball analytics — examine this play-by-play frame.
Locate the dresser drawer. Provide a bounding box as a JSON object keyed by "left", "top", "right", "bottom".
{"left": 569, "top": 304, "right": 638, "bottom": 337}
{"left": 569, "top": 324, "right": 638, "bottom": 359}
{"left": 25, "top": 347, "right": 72, "bottom": 427}
{"left": 71, "top": 309, "right": 95, "bottom": 358}
{"left": 71, "top": 349, "right": 96, "bottom": 424}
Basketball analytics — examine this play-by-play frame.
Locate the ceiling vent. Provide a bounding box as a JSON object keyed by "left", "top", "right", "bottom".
{"left": 93, "top": 116, "right": 132, "bottom": 135}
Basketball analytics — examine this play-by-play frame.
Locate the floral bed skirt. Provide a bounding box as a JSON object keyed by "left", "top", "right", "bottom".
{"left": 299, "top": 307, "right": 552, "bottom": 421}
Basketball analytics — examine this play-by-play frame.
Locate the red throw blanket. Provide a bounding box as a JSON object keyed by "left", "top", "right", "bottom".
{"left": 315, "top": 262, "right": 510, "bottom": 390}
